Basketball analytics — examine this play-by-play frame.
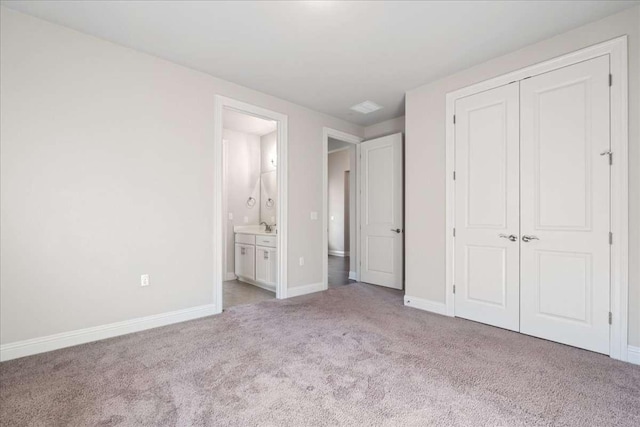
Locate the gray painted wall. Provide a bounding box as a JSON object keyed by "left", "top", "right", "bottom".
{"left": 0, "top": 8, "right": 363, "bottom": 344}
{"left": 328, "top": 149, "right": 351, "bottom": 254}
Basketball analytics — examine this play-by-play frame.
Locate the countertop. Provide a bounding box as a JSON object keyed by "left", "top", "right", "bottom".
{"left": 234, "top": 225, "right": 277, "bottom": 236}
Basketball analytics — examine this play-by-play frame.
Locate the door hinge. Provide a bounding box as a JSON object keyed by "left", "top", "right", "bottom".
{"left": 609, "top": 232, "right": 613, "bottom": 245}
{"left": 453, "top": 115, "right": 456, "bottom": 124}
{"left": 453, "top": 171, "right": 456, "bottom": 180}
{"left": 609, "top": 74, "right": 613, "bottom": 87}
{"left": 453, "top": 284, "right": 456, "bottom": 294}
{"left": 453, "top": 228, "right": 456, "bottom": 237}
{"left": 608, "top": 311, "right": 612, "bottom": 325}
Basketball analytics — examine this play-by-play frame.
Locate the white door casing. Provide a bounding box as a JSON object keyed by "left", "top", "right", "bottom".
{"left": 359, "top": 133, "right": 404, "bottom": 289}
{"left": 519, "top": 56, "right": 611, "bottom": 354}
{"left": 454, "top": 83, "right": 521, "bottom": 331}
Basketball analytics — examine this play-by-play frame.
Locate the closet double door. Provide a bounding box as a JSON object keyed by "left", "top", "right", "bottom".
{"left": 454, "top": 56, "right": 611, "bottom": 354}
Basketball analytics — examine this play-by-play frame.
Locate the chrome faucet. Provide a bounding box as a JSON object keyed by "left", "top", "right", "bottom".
{"left": 260, "top": 221, "right": 275, "bottom": 233}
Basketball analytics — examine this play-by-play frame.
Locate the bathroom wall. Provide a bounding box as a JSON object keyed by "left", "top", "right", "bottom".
{"left": 224, "top": 129, "right": 261, "bottom": 277}
{"left": 260, "top": 131, "right": 278, "bottom": 224}
{"left": 260, "top": 131, "right": 277, "bottom": 173}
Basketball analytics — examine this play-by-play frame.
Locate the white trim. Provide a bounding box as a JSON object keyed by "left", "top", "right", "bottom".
{"left": 404, "top": 295, "right": 447, "bottom": 316}
{"left": 0, "top": 304, "right": 217, "bottom": 362}
{"left": 287, "top": 282, "right": 325, "bottom": 298}
{"left": 328, "top": 250, "right": 349, "bottom": 257}
{"left": 445, "top": 36, "right": 629, "bottom": 360}
{"left": 214, "top": 96, "right": 288, "bottom": 310}
{"left": 348, "top": 271, "right": 357, "bottom": 281}
{"left": 627, "top": 346, "right": 640, "bottom": 365}
{"left": 222, "top": 138, "right": 231, "bottom": 287}
{"left": 322, "top": 128, "right": 363, "bottom": 291}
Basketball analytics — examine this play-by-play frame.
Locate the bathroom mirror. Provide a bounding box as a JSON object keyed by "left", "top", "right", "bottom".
{"left": 260, "top": 170, "right": 277, "bottom": 225}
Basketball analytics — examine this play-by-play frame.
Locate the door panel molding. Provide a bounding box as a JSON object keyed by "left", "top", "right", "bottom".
{"left": 444, "top": 36, "right": 629, "bottom": 361}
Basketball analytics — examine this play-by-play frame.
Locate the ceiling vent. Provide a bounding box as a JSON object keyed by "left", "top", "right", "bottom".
{"left": 350, "top": 100, "right": 383, "bottom": 114}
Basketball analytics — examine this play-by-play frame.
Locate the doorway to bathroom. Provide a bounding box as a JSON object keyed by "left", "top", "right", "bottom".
{"left": 323, "top": 128, "right": 362, "bottom": 288}
{"left": 214, "top": 96, "right": 288, "bottom": 311}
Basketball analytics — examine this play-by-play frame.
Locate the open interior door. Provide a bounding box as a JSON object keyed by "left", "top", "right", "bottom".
{"left": 359, "top": 133, "right": 403, "bottom": 289}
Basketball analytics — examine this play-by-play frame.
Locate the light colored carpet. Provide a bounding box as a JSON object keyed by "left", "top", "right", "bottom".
{"left": 1, "top": 283, "right": 638, "bottom": 426}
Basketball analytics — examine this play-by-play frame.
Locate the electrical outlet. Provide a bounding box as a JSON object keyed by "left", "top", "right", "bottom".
{"left": 310, "top": 211, "right": 318, "bottom": 220}
{"left": 299, "top": 257, "right": 304, "bottom": 266}
{"left": 228, "top": 212, "right": 234, "bottom": 220}
{"left": 141, "top": 274, "right": 150, "bottom": 287}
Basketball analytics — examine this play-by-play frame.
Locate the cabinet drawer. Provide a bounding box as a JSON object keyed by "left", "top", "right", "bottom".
{"left": 235, "top": 233, "right": 255, "bottom": 245}
{"left": 255, "top": 235, "right": 277, "bottom": 248}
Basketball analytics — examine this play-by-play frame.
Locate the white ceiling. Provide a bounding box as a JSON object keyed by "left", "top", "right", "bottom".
{"left": 3, "top": 1, "right": 637, "bottom": 126}
{"left": 223, "top": 109, "right": 277, "bottom": 136}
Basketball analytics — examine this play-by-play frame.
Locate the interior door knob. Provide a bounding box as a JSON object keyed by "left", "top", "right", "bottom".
{"left": 499, "top": 234, "right": 518, "bottom": 242}
{"left": 522, "top": 235, "right": 539, "bottom": 242}
{"left": 391, "top": 228, "right": 402, "bottom": 233}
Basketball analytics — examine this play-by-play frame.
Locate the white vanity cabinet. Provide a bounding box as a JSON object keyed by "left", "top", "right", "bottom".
{"left": 234, "top": 231, "right": 277, "bottom": 291}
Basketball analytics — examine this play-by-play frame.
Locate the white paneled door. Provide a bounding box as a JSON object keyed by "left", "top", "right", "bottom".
{"left": 520, "top": 56, "right": 610, "bottom": 354}
{"left": 454, "top": 83, "right": 521, "bottom": 331}
{"left": 453, "top": 55, "right": 611, "bottom": 354}
{"left": 360, "top": 133, "right": 403, "bottom": 289}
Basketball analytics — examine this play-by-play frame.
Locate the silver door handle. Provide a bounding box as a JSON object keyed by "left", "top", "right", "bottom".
{"left": 499, "top": 234, "right": 518, "bottom": 242}
{"left": 522, "top": 235, "right": 539, "bottom": 242}
{"left": 391, "top": 228, "right": 402, "bottom": 233}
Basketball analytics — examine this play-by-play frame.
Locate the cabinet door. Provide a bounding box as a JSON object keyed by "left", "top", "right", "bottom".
{"left": 255, "top": 246, "right": 269, "bottom": 284}
{"left": 235, "top": 244, "right": 255, "bottom": 280}
{"left": 256, "top": 246, "right": 277, "bottom": 286}
{"left": 266, "top": 246, "right": 277, "bottom": 285}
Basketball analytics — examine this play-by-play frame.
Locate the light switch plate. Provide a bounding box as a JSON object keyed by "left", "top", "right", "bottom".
{"left": 310, "top": 211, "right": 318, "bottom": 220}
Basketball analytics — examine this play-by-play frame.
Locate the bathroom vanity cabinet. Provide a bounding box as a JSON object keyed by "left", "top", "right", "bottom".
{"left": 234, "top": 231, "right": 277, "bottom": 292}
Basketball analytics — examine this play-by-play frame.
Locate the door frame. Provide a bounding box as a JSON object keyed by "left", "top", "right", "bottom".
{"left": 214, "top": 95, "right": 288, "bottom": 312}
{"left": 322, "top": 128, "right": 363, "bottom": 289}
{"left": 445, "top": 36, "right": 629, "bottom": 361}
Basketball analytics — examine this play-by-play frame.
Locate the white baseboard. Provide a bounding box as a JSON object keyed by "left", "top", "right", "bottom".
{"left": 404, "top": 295, "right": 448, "bottom": 316}
{"left": 328, "top": 250, "right": 349, "bottom": 257}
{"left": 348, "top": 271, "right": 357, "bottom": 281}
{"left": 403, "top": 296, "right": 640, "bottom": 366}
{"left": 628, "top": 346, "right": 640, "bottom": 365}
{"left": 0, "top": 304, "right": 217, "bottom": 362}
{"left": 225, "top": 272, "right": 237, "bottom": 281}
{"left": 287, "top": 282, "right": 325, "bottom": 298}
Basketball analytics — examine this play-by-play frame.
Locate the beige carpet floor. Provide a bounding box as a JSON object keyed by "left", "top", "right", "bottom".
{"left": 1, "top": 283, "right": 639, "bottom": 426}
